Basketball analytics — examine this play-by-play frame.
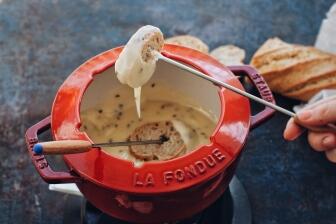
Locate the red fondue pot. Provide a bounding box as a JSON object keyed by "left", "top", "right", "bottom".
{"left": 25, "top": 44, "right": 275, "bottom": 223}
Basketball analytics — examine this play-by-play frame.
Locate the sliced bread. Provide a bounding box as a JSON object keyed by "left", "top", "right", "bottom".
{"left": 210, "top": 45, "right": 246, "bottom": 65}
{"left": 165, "top": 35, "right": 209, "bottom": 53}
{"left": 129, "top": 121, "right": 186, "bottom": 161}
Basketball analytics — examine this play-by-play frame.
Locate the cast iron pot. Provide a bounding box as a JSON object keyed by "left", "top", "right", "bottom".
{"left": 25, "top": 44, "right": 275, "bottom": 223}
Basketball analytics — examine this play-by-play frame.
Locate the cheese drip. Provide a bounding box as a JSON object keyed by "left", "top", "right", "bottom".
{"left": 134, "top": 87, "right": 141, "bottom": 117}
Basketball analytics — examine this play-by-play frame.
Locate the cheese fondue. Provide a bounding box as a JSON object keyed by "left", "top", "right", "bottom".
{"left": 80, "top": 83, "right": 217, "bottom": 167}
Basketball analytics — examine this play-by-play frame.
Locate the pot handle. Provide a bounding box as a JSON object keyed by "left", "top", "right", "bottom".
{"left": 228, "top": 65, "right": 276, "bottom": 129}
{"left": 25, "top": 116, "right": 81, "bottom": 183}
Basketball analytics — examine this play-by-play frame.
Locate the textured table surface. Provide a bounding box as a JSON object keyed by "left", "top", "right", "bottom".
{"left": 1, "top": 0, "right": 336, "bottom": 223}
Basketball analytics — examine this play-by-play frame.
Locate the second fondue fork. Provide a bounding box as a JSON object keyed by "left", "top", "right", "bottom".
{"left": 33, "top": 135, "right": 169, "bottom": 155}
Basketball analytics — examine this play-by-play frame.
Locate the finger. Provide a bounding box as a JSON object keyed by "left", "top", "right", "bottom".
{"left": 283, "top": 118, "right": 304, "bottom": 141}
{"left": 297, "top": 102, "right": 336, "bottom": 126}
{"left": 325, "top": 148, "right": 336, "bottom": 163}
{"left": 308, "top": 132, "right": 336, "bottom": 152}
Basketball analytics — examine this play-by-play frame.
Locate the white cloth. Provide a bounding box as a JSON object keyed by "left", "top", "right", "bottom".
{"left": 293, "top": 90, "right": 336, "bottom": 112}
{"left": 315, "top": 2, "right": 336, "bottom": 54}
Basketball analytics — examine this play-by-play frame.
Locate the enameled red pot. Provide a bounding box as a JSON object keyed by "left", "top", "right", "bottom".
{"left": 25, "top": 44, "right": 275, "bottom": 223}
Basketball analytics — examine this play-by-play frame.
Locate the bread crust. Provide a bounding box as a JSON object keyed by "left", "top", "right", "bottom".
{"left": 284, "top": 72, "right": 336, "bottom": 101}
{"left": 252, "top": 37, "right": 292, "bottom": 58}
{"left": 267, "top": 56, "right": 336, "bottom": 92}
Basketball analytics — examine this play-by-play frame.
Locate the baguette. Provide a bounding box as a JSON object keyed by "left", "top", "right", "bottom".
{"left": 252, "top": 46, "right": 329, "bottom": 78}
{"left": 250, "top": 37, "right": 336, "bottom": 101}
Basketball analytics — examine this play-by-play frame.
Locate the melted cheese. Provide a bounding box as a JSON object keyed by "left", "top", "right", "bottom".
{"left": 134, "top": 87, "right": 142, "bottom": 117}
{"left": 80, "top": 83, "right": 217, "bottom": 167}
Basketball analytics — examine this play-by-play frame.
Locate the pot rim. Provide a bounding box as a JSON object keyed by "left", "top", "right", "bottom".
{"left": 50, "top": 44, "right": 251, "bottom": 194}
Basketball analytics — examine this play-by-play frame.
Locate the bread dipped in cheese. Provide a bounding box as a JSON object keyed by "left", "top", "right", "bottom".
{"left": 115, "top": 25, "right": 164, "bottom": 116}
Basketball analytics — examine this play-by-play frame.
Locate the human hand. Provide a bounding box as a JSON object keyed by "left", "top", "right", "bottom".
{"left": 283, "top": 97, "right": 336, "bottom": 163}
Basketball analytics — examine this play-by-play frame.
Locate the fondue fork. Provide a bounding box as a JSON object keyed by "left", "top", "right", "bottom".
{"left": 33, "top": 136, "right": 169, "bottom": 155}
{"left": 156, "top": 53, "right": 336, "bottom": 133}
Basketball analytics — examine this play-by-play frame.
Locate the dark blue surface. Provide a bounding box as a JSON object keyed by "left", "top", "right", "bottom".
{"left": 0, "top": 0, "right": 335, "bottom": 223}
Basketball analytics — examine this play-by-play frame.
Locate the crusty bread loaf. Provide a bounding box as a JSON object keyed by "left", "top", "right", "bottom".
{"left": 210, "top": 45, "right": 246, "bottom": 65}
{"left": 165, "top": 35, "right": 209, "bottom": 53}
{"left": 129, "top": 121, "right": 186, "bottom": 161}
{"left": 250, "top": 38, "right": 336, "bottom": 101}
